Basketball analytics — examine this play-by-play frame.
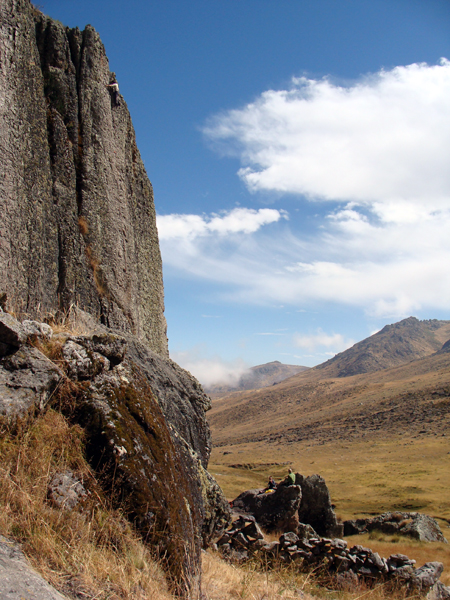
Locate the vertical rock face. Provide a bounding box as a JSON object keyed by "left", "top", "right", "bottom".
{"left": 0, "top": 2, "right": 234, "bottom": 596}
{"left": 0, "top": 0, "right": 168, "bottom": 356}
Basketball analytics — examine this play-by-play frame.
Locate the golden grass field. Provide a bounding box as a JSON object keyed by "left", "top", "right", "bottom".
{"left": 208, "top": 342, "right": 450, "bottom": 590}
{"left": 209, "top": 429, "right": 450, "bottom": 586}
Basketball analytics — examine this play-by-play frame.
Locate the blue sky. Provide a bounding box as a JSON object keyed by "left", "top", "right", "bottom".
{"left": 41, "top": 0, "right": 450, "bottom": 386}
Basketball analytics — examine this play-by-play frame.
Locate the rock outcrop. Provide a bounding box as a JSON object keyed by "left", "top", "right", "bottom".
{"left": 344, "top": 512, "right": 447, "bottom": 543}
{"left": 0, "top": 313, "right": 231, "bottom": 597}
{"left": 0, "top": 0, "right": 167, "bottom": 355}
{"left": 231, "top": 473, "right": 342, "bottom": 538}
{"left": 231, "top": 485, "right": 302, "bottom": 533}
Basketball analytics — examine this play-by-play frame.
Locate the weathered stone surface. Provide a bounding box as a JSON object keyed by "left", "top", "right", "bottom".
{"left": 53, "top": 331, "right": 230, "bottom": 598}
{"left": 296, "top": 474, "right": 344, "bottom": 538}
{"left": 125, "top": 338, "right": 212, "bottom": 465}
{"left": 344, "top": 512, "right": 447, "bottom": 543}
{"left": 62, "top": 340, "right": 110, "bottom": 380}
{"left": 0, "top": 535, "right": 69, "bottom": 599}
{"left": 0, "top": 0, "right": 167, "bottom": 356}
{"left": 428, "top": 581, "right": 450, "bottom": 600}
{"left": 0, "top": 313, "right": 26, "bottom": 348}
{"left": 48, "top": 471, "right": 87, "bottom": 510}
{"left": 70, "top": 333, "right": 127, "bottom": 365}
{"left": 22, "top": 320, "right": 53, "bottom": 342}
{"left": 0, "top": 346, "right": 63, "bottom": 417}
{"left": 231, "top": 484, "right": 302, "bottom": 532}
{"left": 297, "top": 522, "right": 318, "bottom": 541}
{"left": 395, "top": 561, "right": 444, "bottom": 592}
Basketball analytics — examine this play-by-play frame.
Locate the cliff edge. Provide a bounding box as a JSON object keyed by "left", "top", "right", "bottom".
{"left": 0, "top": 0, "right": 167, "bottom": 356}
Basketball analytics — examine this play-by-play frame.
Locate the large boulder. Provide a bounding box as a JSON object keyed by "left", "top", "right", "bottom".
{"left": 231, "top": 485, "right": 302, "bottom": 532}
{"left": 296, "top": 473, "right": 344, "bottom": 538}
{"left": 55, "top": 330, "right": 230, "bottom": 597}
{"left": 0, "top": 315, "right": 231, "bottom": 598}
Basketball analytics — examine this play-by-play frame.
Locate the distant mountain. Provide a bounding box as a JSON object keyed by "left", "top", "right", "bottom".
{"left": 208, "top": 317, "right": 450, "bottom": 447}
{"left": 205, "top": 360, "right": 309, "bottom": 397}
{"left": 314, "top": 317, "right": 450, "bottom": 378}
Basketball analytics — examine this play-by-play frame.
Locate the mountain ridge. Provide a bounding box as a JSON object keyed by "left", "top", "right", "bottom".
{"left": 208, "top": 317, "right": 450, "bottom": 447}
{"left": 205, "top": 360, "right": 309, "bottom": 397}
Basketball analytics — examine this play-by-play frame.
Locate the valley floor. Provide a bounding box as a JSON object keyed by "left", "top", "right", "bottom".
{"left": 209, "top": 430, "right": 450, "bottom": 586}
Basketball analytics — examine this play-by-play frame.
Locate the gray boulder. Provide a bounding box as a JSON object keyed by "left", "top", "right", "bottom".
{"left": 0, "top": 535, "right": 69, "bottom": 600}
{"left": 48, "top": 471, "right": 87, "bottom": 510}
{"left": 296, "top": 473, "right": 344, "bottom": 538}
{"left": 0, "top": 345, "right": 63, "bottom": 418}
{"left": 231, "top": 484, "right": 302, "bottom": 532}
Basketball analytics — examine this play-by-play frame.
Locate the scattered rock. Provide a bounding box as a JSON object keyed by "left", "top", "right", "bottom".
{"left": 22, "top": 320, "right": 53, "bottom": 343}
{"left": 48, "top": 472, "right": 87, "bottom": 510}
{"left": 344, "top": 512, "right": 447, "bottom": 543}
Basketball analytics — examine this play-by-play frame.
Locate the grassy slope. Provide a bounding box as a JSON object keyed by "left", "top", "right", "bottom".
{"left": 208, "top": 332, "right": 450, "bottom": 586}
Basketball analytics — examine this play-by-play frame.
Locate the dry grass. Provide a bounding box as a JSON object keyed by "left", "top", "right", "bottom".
{"left": 202, "top": 550, "right": 421, "bottom": 600}
{"left": 210, "top": 434, "right": 450, "bottom": 524}
{"left": 0, "top": 410, "right": 173, "bottom": 600}
{"left": 202, "top": 550, "right": 315, "bottom": 600}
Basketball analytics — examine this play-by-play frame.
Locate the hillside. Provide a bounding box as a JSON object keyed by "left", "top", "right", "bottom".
{"left": 208, "top": 317, "right": 450, "bottom": 534}
{"left": 205, "top": 360, "right": 309, "bottom": 398}
{"left": 208, "top": 317, "right": 450, "bottom": 447}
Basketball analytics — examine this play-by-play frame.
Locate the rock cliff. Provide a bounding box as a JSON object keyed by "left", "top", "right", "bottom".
{"left": 0, "top": 2, "right": 231, "bottom": 597}
{"left": 0, "top": 0, "right": 167, "bottom": 356}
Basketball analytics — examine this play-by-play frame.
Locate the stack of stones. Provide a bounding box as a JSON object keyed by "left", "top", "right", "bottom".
{"left": 217, "top": 516, "right": 450, "bottom": 595}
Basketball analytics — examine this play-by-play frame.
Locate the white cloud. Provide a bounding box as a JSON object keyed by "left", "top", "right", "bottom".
{"left": 159, "top": 60, "right": 450, "bottom": 321}
{"left": 159, "top": 203, "right": 450, "bottom": 319}
{"left": 171, "top": 349, "right": 249, "bottom": 388}
{"left": 204, "top": 59, "right": 450, "bottom": 215}
{"left": 293, "top": 329, "right": 355, "bottom": 353}
{"left": 157, "top": 207, "right": 287, "bottom": 240}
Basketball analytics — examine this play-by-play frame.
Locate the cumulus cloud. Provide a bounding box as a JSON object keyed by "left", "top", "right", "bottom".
{"left": 159, "top": 60, "right": 450, "bottom": 321}
{"left": 293, "top": 329, "right": 355, "bottom": 353}
{"left": 171, "top": 349, "right": 249, "bottom": 388}
{"left": 204, "top": 59, "right": 450, "bottom": 216}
